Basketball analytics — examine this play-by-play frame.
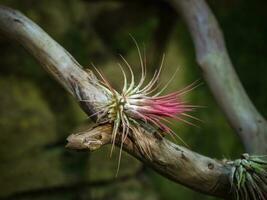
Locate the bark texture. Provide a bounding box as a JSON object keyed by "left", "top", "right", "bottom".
{"left": 1, "top": 3, "right": 266, "bottom": 199}
{"left": 169, "top": 0, "right": 267, "bottom": 154}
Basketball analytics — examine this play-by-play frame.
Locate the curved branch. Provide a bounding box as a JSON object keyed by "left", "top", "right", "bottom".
{"left": 168, "top": 0, "right": 267, "bottom": 154}
{"left": 0, "top": 5, "right": 108, "bottom": 118}
{"left": 66, "top": 123, "right": 231, "bottom": 198}
{"left": 0, "top": 5, "right": 234, "bottom": 199}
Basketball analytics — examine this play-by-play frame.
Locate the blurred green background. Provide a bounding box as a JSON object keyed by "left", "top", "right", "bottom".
{"left": 0, "top": 0, "right": 266, "bottom": 199}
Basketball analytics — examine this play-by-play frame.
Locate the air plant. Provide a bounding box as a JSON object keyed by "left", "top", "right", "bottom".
{"left": 80, "top": 39, "right": 200, "bottom": 174}
{"left": 228, "top": 153, "right": 267, "bottom": 200}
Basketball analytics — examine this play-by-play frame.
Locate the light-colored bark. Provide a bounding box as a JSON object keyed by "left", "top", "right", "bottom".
{"left": 66, "top": 123, "right": 231, "bottom": 198}
{"left": 0, "top": 5, "right": 234, "bottom": 199}
{"left": 169, "top": 0, "right": 267, "bottom": 154}
{"left": 0, "top": 6, "right": 108, "bottom": 119}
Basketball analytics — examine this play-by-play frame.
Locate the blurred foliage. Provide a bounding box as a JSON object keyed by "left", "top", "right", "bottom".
{"left": 0, "top": 0, "right": 266, "bottom": 199}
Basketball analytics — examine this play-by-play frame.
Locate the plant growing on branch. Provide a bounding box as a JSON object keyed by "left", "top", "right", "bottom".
{"left": 83, "top": 42, "right": 200, "bottom": 173}
{"left": 1, "top": 1, "right": 267, "bottom": 199}
{"left": 228, "top": 154, "right": 267, "bottom": 200}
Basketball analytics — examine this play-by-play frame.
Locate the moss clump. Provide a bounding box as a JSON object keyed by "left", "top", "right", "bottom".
{"left": 0, "top": 77, "right": 56, "bottom": 161}
{"left": 0, "top": 78, "right": 67, "bottom": 197}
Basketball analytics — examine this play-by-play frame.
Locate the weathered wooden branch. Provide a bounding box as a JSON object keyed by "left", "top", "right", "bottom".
{"left": 168, "top": 0, "right": 267, "bottom": 154}
{"left": 0, "top": 1, "right": 265, "bottom": 199}
{"left": 66, "top": 123, "right": 231, "bottom": 198}
{"left": 0, "top": 5, "right": 235, "bottom": 199}
{"left": 80, "top": 0, "right": 267, "bottom": 154}
{"left": 0, "top": 6, "right": 108, "bottom": 119}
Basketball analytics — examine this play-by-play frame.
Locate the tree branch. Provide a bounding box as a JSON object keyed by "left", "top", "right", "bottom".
{"left": 168, "top": 0, "right": 267, "bottom": 154}
{"left": 66, "top": 123, "right": 231, "bottom": 198}
{"left": 0, "top": 5, "right": 108, "bottom": 119}
{"left": 2, "top": 5, "right": 263, "bottom": 199}
{"left": 0, "top": 5, "right": 233, "bottom": 198}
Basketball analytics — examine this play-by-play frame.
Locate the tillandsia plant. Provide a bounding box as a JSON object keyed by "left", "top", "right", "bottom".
{"left": 79, "top": 39, "right": 200, "bottom": 173}
{"left": 228, "top": 153, "right": 267, "bottom": 200}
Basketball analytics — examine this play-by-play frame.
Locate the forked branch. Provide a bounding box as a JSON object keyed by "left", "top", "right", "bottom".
{"left": 1, "top": 5, "right": 266, "bottom": 200}
{"left": 66, "top": 123, "right": 231, "bottom": 198}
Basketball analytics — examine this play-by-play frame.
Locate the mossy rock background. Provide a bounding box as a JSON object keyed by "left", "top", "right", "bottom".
{"left": 0, "top": 78, "right": 150, "bottom": 200}
{"left": 0, "top": 0, "right": 267, "bottom": 199}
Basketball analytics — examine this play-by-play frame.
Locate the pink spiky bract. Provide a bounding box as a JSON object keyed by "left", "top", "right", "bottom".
{"left": 90, "top": 38, "right": 200, "bottom": 175}
{"left": 124, "top": 82, "right": 200, "bottom": 135}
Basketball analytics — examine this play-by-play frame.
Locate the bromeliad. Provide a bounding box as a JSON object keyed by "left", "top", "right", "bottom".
{"left": 80, "top": 40, "right": 200, "bottom": 174}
